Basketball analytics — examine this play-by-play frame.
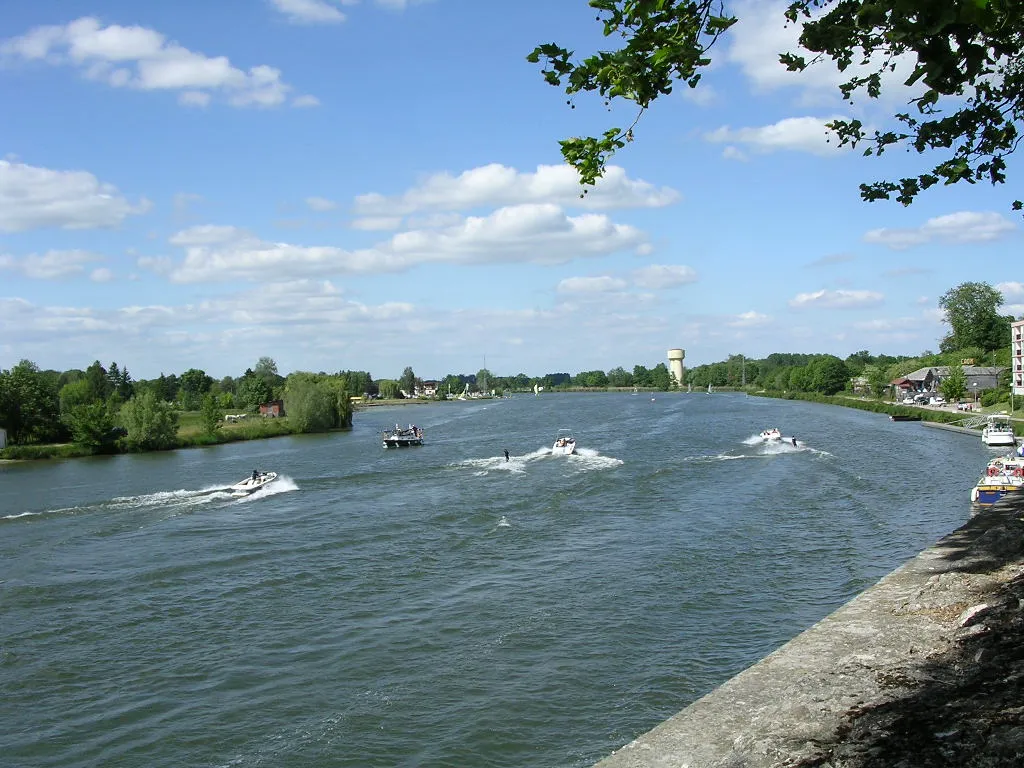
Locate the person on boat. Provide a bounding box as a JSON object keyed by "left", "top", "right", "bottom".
{"left": 251, "top": 469, "right": 259, "bottom": 482}
{"left": 792, "top": 437, "right": 797, "bottom": 447}
{"left": 503, "top": 449, "right": 510, "bottom": 462}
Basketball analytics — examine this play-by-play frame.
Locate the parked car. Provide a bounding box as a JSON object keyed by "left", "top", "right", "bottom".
{"left": 902, "top": 396, "right": 916, "bottom": 405}
{"left": 914, "top": 394, "right": 930, "bottom": 405}
{"left": 930, "top": 395, "right": 946, "bottom": 405}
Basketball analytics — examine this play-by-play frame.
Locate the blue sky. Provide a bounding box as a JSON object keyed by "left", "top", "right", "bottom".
{"left": 1, "top": 0, "right": 1021, "bottom": 382}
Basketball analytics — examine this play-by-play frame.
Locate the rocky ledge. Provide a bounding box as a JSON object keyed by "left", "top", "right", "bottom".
{"left": 596, "top": 495, "right": 1024, "bottom": 768}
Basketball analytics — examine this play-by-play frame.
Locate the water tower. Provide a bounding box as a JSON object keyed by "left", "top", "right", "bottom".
{"left": 667, "top": 348, "right": 685, "bottom": 388}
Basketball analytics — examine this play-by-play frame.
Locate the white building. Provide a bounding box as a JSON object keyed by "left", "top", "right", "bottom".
{"left": 1013, "top": 318, "right": 1024, "bottom": 396}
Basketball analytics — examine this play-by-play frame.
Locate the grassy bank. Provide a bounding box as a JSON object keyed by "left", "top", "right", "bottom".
{"left": 751, "top": 390, "right": 1021, "bottom": 430}
{"left": 0, "top": 413, "right": 346, "bottom": 462}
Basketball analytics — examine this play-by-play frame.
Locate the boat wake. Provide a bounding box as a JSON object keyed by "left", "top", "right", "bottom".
{"left": 232, "top": 475, "right": 298, "bottom": 501}
{"left": 2, "top": 477, "right": 299, "bottom": 522}
{"left": 452, "top": 446, "right": 623, "bottom": 475}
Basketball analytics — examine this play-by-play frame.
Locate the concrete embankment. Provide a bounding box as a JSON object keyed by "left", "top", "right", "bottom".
{"left": 920, "top": 420, "right": 983, "bottom": 438}
{"left": 595, "top": 497, "right": 1024, "bottom": 767}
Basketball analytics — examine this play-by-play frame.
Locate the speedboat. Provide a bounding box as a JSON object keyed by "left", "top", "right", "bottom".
{"left": 759, "top": 427, "right": 782, "bottom": 441}
{"left": 551, "top": 429, "right": 577, "bottom": 456}
{"left": 382, "top": 424, "right": 424, "bottom": 448}
{"left": 971, "top": 454, "right": 1024, "bottom": 505}
{"left": 982, "top": 415, "right": 1017, "bottom": 448}
{"left": 230, "top": 471, "right": 278, "bottom": 497}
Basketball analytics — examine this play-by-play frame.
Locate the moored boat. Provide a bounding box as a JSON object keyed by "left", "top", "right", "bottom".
{"left": 551, "top": 429, "right": 576, "bottom": 456}
{"left": 982, "top": 415, "right": 1017, "bottom": 448}
{"left": 970, "top": 454, "right": 1024, "bottom": 505}
{"left": 230, "top": 470, "right": 278, "bottom": 497}
{"left": 382, "top": 424, "right": 424, "bottom": 448}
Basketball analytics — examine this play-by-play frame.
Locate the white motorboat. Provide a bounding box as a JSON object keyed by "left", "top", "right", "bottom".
{"left": 551, "top": 429, "right": 577, "bottom": 456}
{"left": 971, "top": 453, "right": 1024, "bottom": 505}
{"left": 382, "top": 424, "right": 424, "bottom": 448}
{"left": 982, "top": 415, "right": 1017, "bottom": 448}
{"left": 759, "top": 427, "right": 782, "bottom": 441}
{"left": 230, "top": 470, "right": 278, "bottom": 497}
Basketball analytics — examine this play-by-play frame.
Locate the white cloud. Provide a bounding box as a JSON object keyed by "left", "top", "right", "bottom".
{"left": 631, "top": 264, "right": 698, "bottom": 289}
{"left": 721, "top": 146, "right": 748, "bottom": 161}
{"left": 997, "top": 281, "right": 1024, "bottom": 299}
{"left": 305, "top": 196, "right": 338, "bottom": 212}
{"left": 0, "top": 160, "right": 149, "bottom": 232}
{"left": 0, "top": 250, "right": 98, "bottom": 279}
{"left": 350, "top": 216, "right": 404, "bottom": 231}
{"left": 724, "top": 0, "right": 918, "bottom": 103}
{"left": 159, "top": 204, "right": 647, "bottom": 283}
{"left": 270, "top": 0, "right": 347, "bottom": 24}
{"left": 705, "top": 116, "right": 847, "bottom": 156}
{"left": 864, "top": 211, "right": 1017, "bottom": 250}
{"left": 292, "top": 94, "right": 320, "bottom": 107}
{"left": 354, "top": 163, "right": 680, "bottom": 216}
{"left": 91, "top": 267, "right": 115, "bottom": 282}
{"left": 557, "top": 276, "right": 628, "bottom": 294}
{"left": 788, "top": 289, "right": 884, "bottom": 309}
{"left": 728, "top": 310, "right": 771, "bottom": 327}
{"left": 1, "top": 17, "right": 303, "bottom": 107}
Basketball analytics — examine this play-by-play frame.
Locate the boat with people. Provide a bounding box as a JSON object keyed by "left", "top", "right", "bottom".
{"left": 551, "top": 428, "right": 577, "bottom": 456}
{"left": 759, "top": 427, "right": 782, "bottom": 441}
{"left": 970, "top": 452, "right": 1024, "bottom": 505}
{"left": 230, "top": 470, "right": 278, "bottom": 497}
{"left": 981, "top": 414, "right": 1017, "bottom": 447}
{"left": 382, "top": 424, "right": 424, "bottom": 448}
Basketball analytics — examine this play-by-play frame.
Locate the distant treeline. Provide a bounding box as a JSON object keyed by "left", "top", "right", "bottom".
{"left": 0, "top": 356, "right": 355, "bottom": 457}
{"left": 1, "top": 340, "right": 1015, "bottom": 457}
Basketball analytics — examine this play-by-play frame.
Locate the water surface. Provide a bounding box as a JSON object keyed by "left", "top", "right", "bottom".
{"left": 0, "top": 394, "right": 990, "bottom": 767}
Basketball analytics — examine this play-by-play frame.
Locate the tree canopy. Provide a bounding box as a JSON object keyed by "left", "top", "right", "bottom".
{"left": 529, "top": 0, "right": 1024, "bottom": 212}
{"left": 939, "top": 281, "right": 1012, "bottom": 352}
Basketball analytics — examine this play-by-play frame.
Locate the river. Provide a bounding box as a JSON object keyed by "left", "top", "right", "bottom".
{"left": 0, "top": 393, "right": 992, "bottom": 767}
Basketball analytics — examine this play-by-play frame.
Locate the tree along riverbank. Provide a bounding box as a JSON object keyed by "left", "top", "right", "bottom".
{"left": 0, "top": 414, "right": 330, "bottom": 462}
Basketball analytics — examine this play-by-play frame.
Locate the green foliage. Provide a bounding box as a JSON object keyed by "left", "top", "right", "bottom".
{"left": 63, "top": 402, "right": 120, "bottom": 450}
{"left": 0, "top": 359, "right": 63, "bottom": 444}
{"left": 632, "top": 364, "right": 652, "bottom": 388}
{"left": 528, "top": 0, "right": 736, "bottom": 186}
{"left": 606, "top": 365, "right": 634, "bottom": 388}
{"left": 940, "top": 362, "right": 968, "bottom": 402}
{"left": 237, "top": 374, "right": 273, "bottom": 411}
{"left": 283, "top": 372, "right": 353, "bottom": 432}
{"left": 378, "top": 379, "right": 401, "bottom": 400}
{"left": 399, "top": 366, "right": 416, "bottom": 397}
{"left": 809, "top": 355, "right": 851, "bottom": 396}
{"left": 285, "top": 376, "right": 337, "bottom": 432}
{"left": 179, "top": 368, "right": 214, "bottom": 410}
{"left": 785, "top": 0, "right": 1023, "bottom": 212}
{"left": 649, "top": 362, "right": 672, "bottom": 390}
{"left": 532, "top": 0, "right": 1023, "bottom": 212}
{"left": 574, "top": 369, "right": 609, "bottom": 388}
{"left": 120, "top": 391, "right": 180, "bottom": 451}
{"left": 867, "top": 366, "right": 890, "bottom": 399}
{"left": 200, "top": 393, "right": 223, "bottom": 437}
{"left": 938, "top": 282, "right": 1012, "bottom": 352}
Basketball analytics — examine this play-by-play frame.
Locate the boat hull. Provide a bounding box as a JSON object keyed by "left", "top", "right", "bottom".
{"left": 972, "top": 482, "right": 1024, "bottom": 506}
{"left": 230, "top": 472, "right": 278, "bottom": 497}
{"left": 383, "top": 437, "right": 423, "bottom": 448}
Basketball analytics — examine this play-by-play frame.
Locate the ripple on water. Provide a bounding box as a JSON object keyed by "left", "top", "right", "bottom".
{"left": 0, "top": 394, "right": 983, "bottom": 768}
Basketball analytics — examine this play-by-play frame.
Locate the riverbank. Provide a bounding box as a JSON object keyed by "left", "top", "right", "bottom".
{"left": 594, "top": 495, "right": 1024, "bottom": 767}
